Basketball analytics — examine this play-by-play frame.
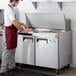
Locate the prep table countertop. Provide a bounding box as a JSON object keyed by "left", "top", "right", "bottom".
{"left": 18, "top": 32, "right": 33, "bottom": 36}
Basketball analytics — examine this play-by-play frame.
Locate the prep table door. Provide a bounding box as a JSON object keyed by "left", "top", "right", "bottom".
{"left": 15, "top": 35, "right": 34, "bottom": 65}
{"left": 22, "top": 36, "right": 34, "bottom": 65}
{"left": 35, "top": 36, "right": 59, "bottom": 69}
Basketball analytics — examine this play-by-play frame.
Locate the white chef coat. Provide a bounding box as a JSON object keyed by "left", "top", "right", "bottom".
{"left": 4, "top": 5, "right": 16, "bottom": 26}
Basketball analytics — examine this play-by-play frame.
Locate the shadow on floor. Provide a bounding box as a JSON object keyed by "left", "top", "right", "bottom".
{"left": 0, "top": 69, "right": 55, "bottom": 76}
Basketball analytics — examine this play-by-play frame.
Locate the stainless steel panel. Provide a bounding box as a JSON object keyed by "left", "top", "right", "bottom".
{"left": 25, "top": 13, "right": 67, "bottom": 30}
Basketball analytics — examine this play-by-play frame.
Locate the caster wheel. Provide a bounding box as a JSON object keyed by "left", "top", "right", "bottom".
{"left": 56, "top": 69, "right": 60, "bottom": 74}
{"left": 66, "top": 64, "right": 70, "bottom": 68}
{"left": 19, "top": 63, "right": 22, "bottom": 68}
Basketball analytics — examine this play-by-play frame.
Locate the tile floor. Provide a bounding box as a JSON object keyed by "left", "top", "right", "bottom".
{"left": 0, "top": 63, "right": 76, "bottom": 76}
{"left": 16, "top": 65, "right": 76, "bottom": 76}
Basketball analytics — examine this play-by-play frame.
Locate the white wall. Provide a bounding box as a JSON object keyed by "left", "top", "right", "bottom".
{"left": 17, "top": 0, "right": 36, "bottom": 23}
{"left": 0, "top": 0, "right": 9, "bottom": 9}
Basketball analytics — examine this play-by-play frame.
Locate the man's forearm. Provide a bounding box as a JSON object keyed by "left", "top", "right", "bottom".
{"left": 12, "top": 20, "right": 24, "bottom": 31}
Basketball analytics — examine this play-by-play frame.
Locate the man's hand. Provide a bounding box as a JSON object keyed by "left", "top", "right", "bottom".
{"left": 23, "top": 24, "right": 28, "bottom": 28}
{"left": 20, "top": 23, "right": 28, "bottom": 29}
{"left": 12, "top": 19, "right": 28, "bottom": 32}
{"left": 22, "top": 25, "right": 28, "bottom": 33}
{"left": 18, "top": 25, "right": 28, "bottom": 33}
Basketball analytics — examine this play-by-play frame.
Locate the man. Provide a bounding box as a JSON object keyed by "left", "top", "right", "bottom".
{"left": 0, "top": 0, "right": 27, "bottom": 74}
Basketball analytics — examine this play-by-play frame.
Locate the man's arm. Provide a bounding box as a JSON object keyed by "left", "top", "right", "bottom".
{"left": 7, "top": 9, "right": 27, "bottom": 32}
{"left": 12, "top": 19, "right": 27, "bottom": 32}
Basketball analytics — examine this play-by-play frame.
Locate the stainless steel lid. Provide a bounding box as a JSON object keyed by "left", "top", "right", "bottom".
{"left": 25, "top": 13, "right": 70, "bottom": 30}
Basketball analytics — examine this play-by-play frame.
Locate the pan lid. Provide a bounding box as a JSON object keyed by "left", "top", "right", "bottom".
{"left": 25, "top": 13, "right": 66, "bottom": 30}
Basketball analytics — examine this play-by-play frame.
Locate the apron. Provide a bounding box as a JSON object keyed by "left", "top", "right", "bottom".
{"left": 5, "top": 24, "right": 17, "bottom": 50}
